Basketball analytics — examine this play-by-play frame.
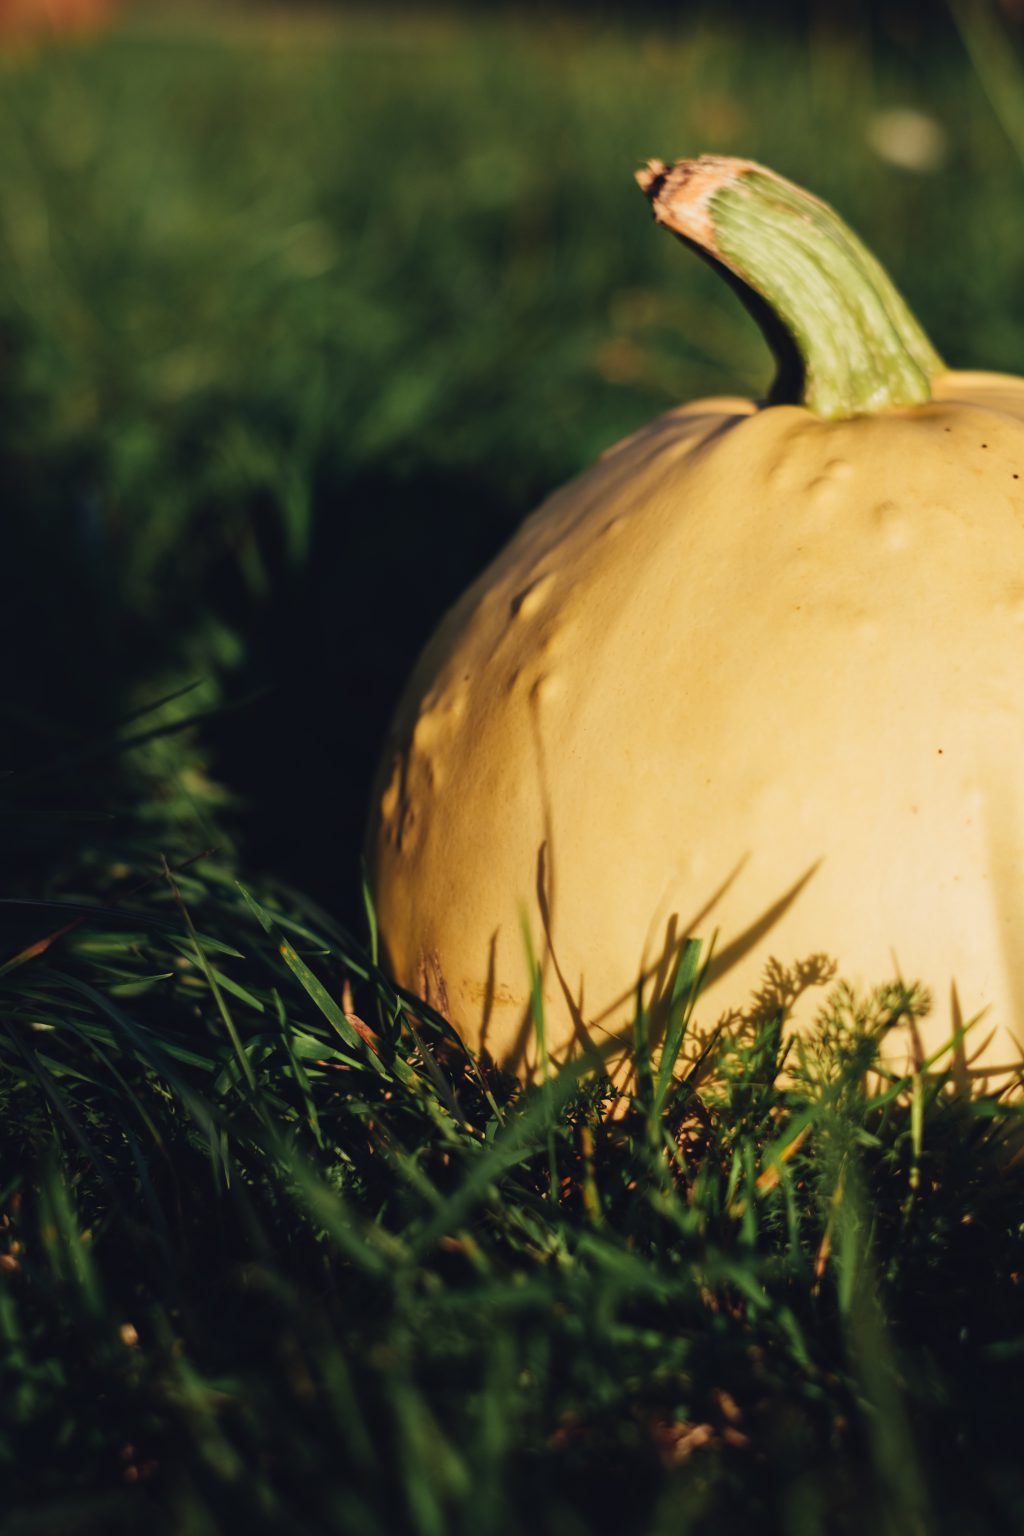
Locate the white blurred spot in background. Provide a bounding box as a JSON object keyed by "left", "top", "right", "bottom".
{"left": 867, "top": 107, "right": 948, "bottom": 173}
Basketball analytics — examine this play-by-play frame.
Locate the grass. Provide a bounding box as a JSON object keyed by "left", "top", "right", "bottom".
{"left": 4, "top": 4, "right": 1024, "bottom": 1531}
{"left": 3, "top": 782, "right": 1024, "bottom": 1535}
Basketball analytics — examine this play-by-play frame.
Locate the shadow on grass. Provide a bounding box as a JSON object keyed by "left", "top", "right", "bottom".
{"left": 203, "top": 458, "right": 540, "bottom": 922}
{"left": 3, "top": 422, "right": 542, "bottom": 931}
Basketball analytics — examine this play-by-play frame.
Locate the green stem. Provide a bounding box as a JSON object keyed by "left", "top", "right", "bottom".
{"left": 637, "top": 156, "right": 943, "bottom": 420}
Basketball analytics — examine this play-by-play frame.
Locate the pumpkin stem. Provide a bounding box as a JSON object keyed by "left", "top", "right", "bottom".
{"left": 637, "top": 156, "right": 943, "bottom": 420}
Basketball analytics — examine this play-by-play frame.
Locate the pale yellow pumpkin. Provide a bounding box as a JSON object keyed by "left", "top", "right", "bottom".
{"left": 368, "top": 157, "right": 1024, "bottom": 1089}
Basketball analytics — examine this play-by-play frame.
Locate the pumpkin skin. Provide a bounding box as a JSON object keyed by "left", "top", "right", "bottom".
{"left": 368, "top": 168, "right": 1024, "bottom": 1088}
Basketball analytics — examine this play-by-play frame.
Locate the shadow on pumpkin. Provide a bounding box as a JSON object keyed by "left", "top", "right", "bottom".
{"left": 460, "top": 827, "right": 829, "bottom": 1085}
{"left": 419, "top": 832, "right": 1022, "bottom": 1099}
{"left": 395, "top": 888, "right": 1021, "bottom": 1109}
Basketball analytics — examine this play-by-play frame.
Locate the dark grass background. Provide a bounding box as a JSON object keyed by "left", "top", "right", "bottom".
{"left": 7, "top": 1, "right": 1024, "bottom": 920}
{"left": 4, "top": 5, "right": 1024, "bottom": 1533}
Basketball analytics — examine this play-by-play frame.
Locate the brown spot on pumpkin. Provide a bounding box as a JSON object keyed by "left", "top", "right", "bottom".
{"left": 463, "top": 977, "right": 521, "bottom": 1007}
{"left": 416, "top": 948, "right": 452, "bottom": 1021}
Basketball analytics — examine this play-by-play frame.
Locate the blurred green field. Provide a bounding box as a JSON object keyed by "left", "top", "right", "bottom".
{"left": 5, "top": 3, "right": 1024, "bottom": 913}
{"left": 5, "top": 9, "right": 1024, "bottom": 1534}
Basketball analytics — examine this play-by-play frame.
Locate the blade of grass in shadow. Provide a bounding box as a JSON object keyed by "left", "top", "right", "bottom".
{"left": 5, "top": 1030, "right": 122, "bottom": 1205}
{"left": 46, "top": 972, "right": 224, "bottom": 1138}
{"left": 361, "top": 861, "right": 379, "bottom": 968}
{"left": 166, "top": 940, "right": 266, "bottom": 1015}
{"left": 237, "top": 880, "right": 388, "bottom": 1079}
{"left": 390, "top": 977, "right": 507, "bottom": 1128}
{"left": 272, "top": 987, "right": 323, "bottom": 1147}
{"left": 833, "top": 1155, "right": 932, "bottom": 1536}
{"left": 29, "top": 687, "right": 270, "bottom": 779}
{"left": 410, "top": 1054, "right": 595, "bottom": 1259}
{"left": 278, "top": 1140, "right": 406, "bottom": 1279}
{"left": 37, "top": 1162, "right": 106, "bottom": 1326}
{"left": 163, "top": 856, "right": 258, "bottom": 1097}
{"left": 0, "top": 847, "right": 225, "bottom": 978}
